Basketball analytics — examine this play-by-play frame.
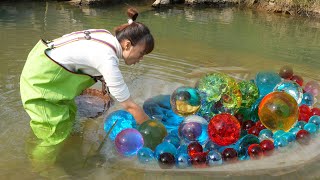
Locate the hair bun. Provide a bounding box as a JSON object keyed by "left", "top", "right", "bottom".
{"left": 127, "top": 8, "right": 139, "bottom": 21}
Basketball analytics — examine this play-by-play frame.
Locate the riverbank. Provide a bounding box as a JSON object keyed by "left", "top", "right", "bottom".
{"left": 68, "top": 0, "right": 320, "bottom": 18}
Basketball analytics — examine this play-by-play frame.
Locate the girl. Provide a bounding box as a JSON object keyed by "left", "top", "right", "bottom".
{"left": 20, "top": 8, "right": 154, "bottom": 149}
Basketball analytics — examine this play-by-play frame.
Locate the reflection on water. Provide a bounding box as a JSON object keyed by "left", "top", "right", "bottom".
{"left": 0, "top": 1, "right": 320, "bottom": 179}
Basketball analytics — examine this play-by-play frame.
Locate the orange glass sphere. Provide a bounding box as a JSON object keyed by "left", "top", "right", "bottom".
{"left": 258, "top": 92, "right": 298, "bottom": 132}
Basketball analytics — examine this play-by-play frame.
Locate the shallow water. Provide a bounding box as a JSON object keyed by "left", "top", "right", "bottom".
{"left": 0, "top": 1, "right": 320, "bottom": 179}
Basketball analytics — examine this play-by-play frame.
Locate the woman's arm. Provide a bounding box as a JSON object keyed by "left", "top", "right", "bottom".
{"left": 120, "top": 97, "right": 149, "bottom": 124}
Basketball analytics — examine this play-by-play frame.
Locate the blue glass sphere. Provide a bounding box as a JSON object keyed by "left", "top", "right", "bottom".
{"left": 175, "top": 153, "right": 191, "bottom": 168}
{"left": 304, "top": 123, "right": 318, "bottom": 134}
{"left": 137, "top": 147, "right": 155, "bottom": 164}
{"left": 294, "top": 121, "right": 307, "bottom": 129}
{"left": 309, "top": 115, "right": 320, "bottom": 126}
{"left": 259, "top": 129, "right": 273, "bottom": 141}
{"left": 255, "top": 71, "right": 282, "bottom": 97}
{"left": 274, "top": 136, "right": 289, "bottom": 149}
{"left": 273, "top": 130, "right": 286, "bottom": 139}
{"left": 163, "top": 134, "right": 181, "bottom": 148}
{"left": 177, "top": 144, "right": 188, "bottom": 154}
{"left": 300, "top": 92, "right": 315, "bottom": 106}
{"left": 169, "top": 129, "right": 179, "bottom": 136}
{"left": 281, "top": 132, "right": 295, "bottom": 143}
{"left": 289, "top": 127, "right": 300, "bottom": 136}
{"left": 206, "top": 150, "right": 223, "bottom": 166}
{"left": 154, "top": 142, "right": 177, "bottom": 159}
{"left": 104, "top": 110, "right": 136, "bottom": 141}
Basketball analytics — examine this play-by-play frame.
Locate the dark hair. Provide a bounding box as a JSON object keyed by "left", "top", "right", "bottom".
{"left": 115, "top": 8, "right": 154, "bottom": 54}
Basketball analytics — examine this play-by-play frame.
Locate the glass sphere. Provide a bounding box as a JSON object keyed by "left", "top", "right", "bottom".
{"left": 154, "top": 142, "right": 177, "bottom": 159}
{"left": 196, "top": 72, "right": 242, "bottom": 118}
{"left": 255, "top": 71, "right": 282, "bottom": 97}
{"left": 290, "top": 75, "right": 303, "bottom": 86}
{"left": 300, "top": 92, "right": 315, "bottom": 106}
{"left": 238, "top": 80, "right": 259, "bottom": 108}
{"left": 170, "top": 86, "right": 201, "bottom": 116}
{"left": 206, "top": 150, "right": 223, "bottom": 166}
{"left": 158, "top": 152, "right": 175, "bottom": 169}
{"left": 104, "top": 110, "right": 136, "bottom": 141}
{"left": 235, "top": 134, "right": 260, "bottom": 160}
{"left": 221, "top": 148, "right": 238, "bottom": 163}
{"left": 162, "top": 134, "right": 180, "bottom": 148}
{"left": 248, "top": 144, "right": 263, "bottom": 160}
{"left": 208, "top": 113, "right": 241, "bottom": 146}
{"left": 258, "top": 92, "right": 299, "bottom": 131}
{"left": 138, "top": 119, "right": 167, "bottom": 150}
{"left": 273, "top": 136, "right": 289, "bottom": 149}
{"left": 304, "top": 80, "right": 319, "bottom": 96}
{"left": 178, "top": 115, "right": 208, "bottom": 144}
{"left": 279, "top": 65, "right": 293, "bottom": 79}
{"left": 137, "top": 147, "right": 155, "bottom": 164}
{"left": 259, "top": 129, "right": 273, "bottom": 141}
{"left": 175, "top": 153, "right": 191, "bottom": 168}
{"left": 259, "top": 139, "right": 274, "bottom": 156}
{"left": 114, "top": 128, "right": 144, "bottom": 157}
{"left": 274, "top": 80, "right": 303, "bottom": 104}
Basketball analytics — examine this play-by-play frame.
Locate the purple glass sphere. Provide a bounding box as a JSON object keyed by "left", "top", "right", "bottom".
{"left": 115, "top": 128, "right": 144, "bottom": 157}
{"left": 179, "top": 122, "right": 202, "bottom": 141}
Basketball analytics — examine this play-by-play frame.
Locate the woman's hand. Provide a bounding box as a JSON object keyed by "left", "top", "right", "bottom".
{"left": 120, "top": 97, "right": 149, "bottom": 124}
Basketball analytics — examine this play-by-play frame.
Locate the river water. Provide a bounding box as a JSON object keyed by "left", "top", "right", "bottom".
{"left": 0, "top": 1, "right": 320, "bottom": 179}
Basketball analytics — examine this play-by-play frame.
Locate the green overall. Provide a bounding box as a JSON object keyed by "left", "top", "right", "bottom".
{"left": 20, "top": 39, "right": 95, "bottom": 147}
{"left": 20, "top": 30, "right": 116, "bottom": 149}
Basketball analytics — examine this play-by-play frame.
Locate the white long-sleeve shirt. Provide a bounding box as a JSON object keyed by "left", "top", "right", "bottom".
{"left": 46, "top": 29, "right": 130, "bottom": 102}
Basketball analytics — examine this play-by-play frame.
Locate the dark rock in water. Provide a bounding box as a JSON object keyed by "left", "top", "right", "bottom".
{"left": 75, "top": 90, "right": 113, "bottom": 118}
{"left": 75, "top": 95, "right": 106, "bottom": 118}
{"left": 171, "top": 0, "right": 185, "bottom": 4}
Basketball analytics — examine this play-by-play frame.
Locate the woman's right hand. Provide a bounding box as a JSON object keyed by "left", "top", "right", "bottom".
{"left": 120, "top": 97, "right": 149, "bottom": 124}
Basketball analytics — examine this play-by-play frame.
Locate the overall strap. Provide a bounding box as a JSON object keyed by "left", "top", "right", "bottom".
{"left": 52, "top": 29, "right": 111, "bottom": 41}
{"left": 48, "top": 30, "right": 117, "bottom": 54}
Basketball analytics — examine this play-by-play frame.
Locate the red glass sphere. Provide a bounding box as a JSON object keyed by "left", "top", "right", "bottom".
{"left": 296, "top": 130, "right": 311, "bottom": 145}
{"left": 311, "top": 107, "right": 320, "bottom": 116}
{"left": 299, "top": 104, "right": 311, "bottom": 114}
{"left": 248, "top": 126, "right": 260, "bottom": 137}
{"left": 255, "top": 121, "right": 266, "bottom": 131}
{"left": 279, "top": 65, "right": 293, "bottom": 79}
{"left": 290, "top": 75, "right": 303, "bottom": 86}
{"left": 208, "top": 113, "right": 241, "bottom": 146}
{"left": 299, "top": 105, "right": 312, "bottom": 122}
{"left": 190, "top": 151, "right": 208, "bottom": 168}
{"left": 248, "top": 144, "right": 263, "bottom": 159}
{"left": 187, "top": 141, "right": 203, "bottom": 156}
{"left": 299, "top": 113, "right": 311, "bottom": 122}
{"left": 221, "top": 148, "right": 238, "bottom": 163}
{"left": 242, "top": 120, "right": 255, "bottom": 131}
{"left": 260, "top": 139, "right": 275, "bottom": 156}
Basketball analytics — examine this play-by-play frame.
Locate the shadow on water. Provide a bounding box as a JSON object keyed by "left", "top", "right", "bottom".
{"left": 0, "top": 1, "right": 320, "bottom": 179}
